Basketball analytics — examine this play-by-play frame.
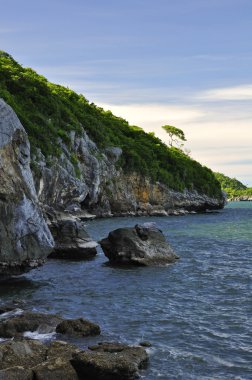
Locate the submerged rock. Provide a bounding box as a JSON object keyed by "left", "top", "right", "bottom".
{"left": 99, "top": 223, "right": 179, "bottom": 266}
{"left": 0, "top": 312, "right": 62, "bottom": 338}
{"left": 0, "top": 99, "right": 54, "bottom": 278}
{"left": 56, "top": 318, "right": 101, "bottom": 337}
{"left": 71, "top": 342, "right": 148, "bottom": 380}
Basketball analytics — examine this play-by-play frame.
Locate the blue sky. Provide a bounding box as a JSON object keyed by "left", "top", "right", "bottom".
{"left": 1, "top": 0, "right": 252, "bottom": 185}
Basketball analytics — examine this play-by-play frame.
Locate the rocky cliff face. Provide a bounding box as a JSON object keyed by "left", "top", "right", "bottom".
{"left": 0, "top": 99, "right": 54, "bottom": 277}
{"left": 32, "top": 130, "right": 225, "bottom": 217}
{"left": 0, "top": 99, "right": 224, "bottom": 276}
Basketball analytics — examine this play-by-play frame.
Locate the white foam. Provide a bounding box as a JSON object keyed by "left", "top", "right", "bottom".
{"left": 0, "top": 308, "right": 23, "bottom": 320}
{"left": 23, "top": 331, "right": 56, "bottom": 341}
{"left": 211, "top": 355, "right": 235, "bottom": 368}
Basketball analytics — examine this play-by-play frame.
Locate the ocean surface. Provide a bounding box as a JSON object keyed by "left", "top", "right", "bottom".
{"left": 0, "top": 201, "right": 251, "bottom": 379}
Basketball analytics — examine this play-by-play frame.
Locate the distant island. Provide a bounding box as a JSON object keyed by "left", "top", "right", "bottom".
{"left": 214, "top": 172, "right": 252, "bottom": 201}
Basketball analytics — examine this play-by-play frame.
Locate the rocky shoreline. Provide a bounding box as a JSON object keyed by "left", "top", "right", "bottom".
{"left": 0, "top": 308, "right": 149, "bottom": 379}
{"left": 0, "top": 98, "right": 225, "bottom": 378}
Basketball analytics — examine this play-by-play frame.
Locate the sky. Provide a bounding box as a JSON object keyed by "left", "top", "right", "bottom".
{"left": 1, "top": 0, "right": 252, "bottom": 185}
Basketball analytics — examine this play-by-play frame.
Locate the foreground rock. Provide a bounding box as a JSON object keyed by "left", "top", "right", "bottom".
{"left": 56, "top": 318, "right": 101, "bottom": 337}
{"left": 48, "top": 216, "right": 98, "bottom": 260}
{"left": 0, "top": 339, "right": 80, "bottom": 379}
{"left": 71, "top": 342, "right": 148, "bottom": 380}
{"left": 100, "top": 223, "right": 179, "bottom": 266}
{"left": 0, "top": 339, "right": 48, "bottom": 370}
{"left": 0, "top": 99, "right": 54, "bottom": 278}
{"left": 0, "top": 339, "right": 148, "bottom": 380}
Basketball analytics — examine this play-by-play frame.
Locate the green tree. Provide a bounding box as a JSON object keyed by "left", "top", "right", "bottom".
{"left": 162, "top": 125, "right": 186, "bottom": 148}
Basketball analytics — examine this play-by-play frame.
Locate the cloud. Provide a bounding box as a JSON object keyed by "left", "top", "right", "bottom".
{"left": 199, "top": 84, "right": 252, "bottom": 101}
{"left": 98, "top": 103, "right": 205, "bottom": 125}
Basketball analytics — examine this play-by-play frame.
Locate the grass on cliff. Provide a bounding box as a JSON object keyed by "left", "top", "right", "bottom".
{"left": 0, "top": 51, "right": 222, "bottom": 198}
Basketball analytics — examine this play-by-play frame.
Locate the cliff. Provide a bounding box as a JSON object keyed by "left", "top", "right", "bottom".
{"left": 0, "top": 99, "right": 54, "bottom": 277}
{"left": 33, "top": 131, "right": 224, "bottom": 217}
{"left": 0, "top": 52, "right": 226, "bottom": 276}
{"left": 0, "top": 51, "right": 224, "bottom": 220}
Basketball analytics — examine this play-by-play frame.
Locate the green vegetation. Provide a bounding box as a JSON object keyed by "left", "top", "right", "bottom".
{"left": 0, "top": 51, "right": 222, "bottom": 198}
{"left": 162, "top": 125, "right": 186, "bottom": 148}
{"left": 214, "top": 172, "right": 252, "bottom": 199}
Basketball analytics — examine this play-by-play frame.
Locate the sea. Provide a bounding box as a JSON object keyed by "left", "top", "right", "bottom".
{"left": 0, "top": 201, "right": 251, "bottom": 379}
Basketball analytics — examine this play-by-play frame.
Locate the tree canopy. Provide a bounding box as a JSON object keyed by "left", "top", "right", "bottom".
{"left": 162, "top": 125, "right": 186, "bottom": 148}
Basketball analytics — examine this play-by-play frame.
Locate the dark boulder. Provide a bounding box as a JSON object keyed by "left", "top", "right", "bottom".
{"left": 99, "top": 223, "right": 179, "bottom": 266}
{"left": 56, "top": 318, "right": 101, "bottom": 337}
{"left": 71, "top": 342, "right": 148, "bottom": 380}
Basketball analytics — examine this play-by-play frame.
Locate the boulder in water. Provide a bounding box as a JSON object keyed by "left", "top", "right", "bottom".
{"left": 48, "top": 217, "right": 98, "bottom": 260}
{"left": 99, "top": 223, "right": 179, "bottom": 266}
{"left": 56, "top": 318, "right": 101, "bottom": 337}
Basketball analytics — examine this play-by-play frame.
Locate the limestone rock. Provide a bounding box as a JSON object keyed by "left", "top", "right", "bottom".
{"left": 99, "top": 223, "right": 179, "bottom": 266}
{"left": 0, "top": 99, "right": 54, "bottom": 277}
{"left": 48, "top": 217, "right": 98, "bottom": 260}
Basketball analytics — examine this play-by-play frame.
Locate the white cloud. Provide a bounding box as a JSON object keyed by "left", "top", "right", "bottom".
{"left": 199, "top": 84, "right": 252, "bottom": 101}
{"left": 98, "top": 103, "right": 205, "bottom": 125}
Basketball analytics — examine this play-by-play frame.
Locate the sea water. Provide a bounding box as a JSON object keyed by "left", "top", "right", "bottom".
{"left": 0, "top": 201, "right": 251, "bottom": 379}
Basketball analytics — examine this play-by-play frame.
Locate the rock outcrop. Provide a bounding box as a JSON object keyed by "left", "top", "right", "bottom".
{"left": 0, "top": 308, "right": 148, "bottom": 380}
{"left": 0, "top": 99, "right": 54, "bottom": 278}
{"left": 100, "top": 223, "right": 179, "bottom": 266}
